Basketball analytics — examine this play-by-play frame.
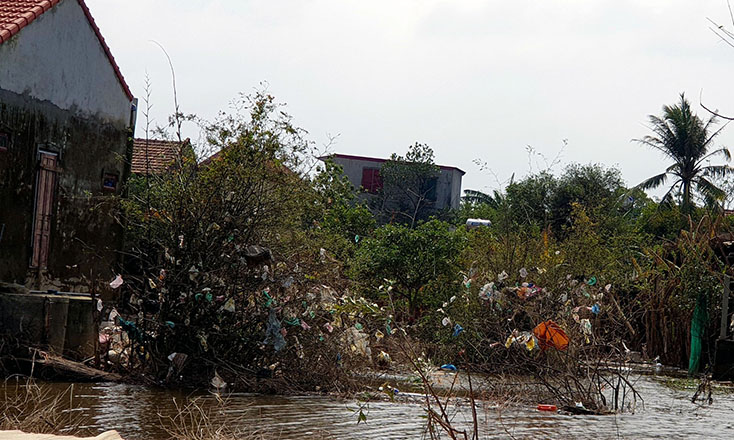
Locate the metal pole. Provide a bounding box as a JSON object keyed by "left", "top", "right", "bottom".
{"left": 721, "top": 275, "right": 731, "bottom": 340}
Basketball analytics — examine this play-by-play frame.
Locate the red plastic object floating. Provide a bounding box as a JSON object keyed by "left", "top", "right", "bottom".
{"left": 537, "top": 404, "right": 557, "bottom": 412}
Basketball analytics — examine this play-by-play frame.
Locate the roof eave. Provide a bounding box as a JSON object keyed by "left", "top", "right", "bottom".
{"left": 321, "top": 153, "right": 465, "bottom": 176}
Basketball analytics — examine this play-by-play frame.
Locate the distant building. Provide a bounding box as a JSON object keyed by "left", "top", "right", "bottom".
{"left": 131, "top": 138, "right": 190, "bottom": 175}
{"left": 321, "top": 153, "right": 464, "bottom": 210}
{"left": 0, "top": 0, "right": 136, "bottom": 292}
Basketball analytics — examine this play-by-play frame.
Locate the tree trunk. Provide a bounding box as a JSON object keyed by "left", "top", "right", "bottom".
{"left": 682, "top": 180, "right": 692, "bottom": 213}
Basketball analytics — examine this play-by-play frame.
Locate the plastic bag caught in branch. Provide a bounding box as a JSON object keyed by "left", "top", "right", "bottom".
{"left": 109, "top": 275, "right": 123, "bottom": 289}
{"left": 263, "top": 309, "right": 286, "bottom": 352}
{"left": 223, "top": 298, "right": 235, "bottom": 312}
{"left": 347, "top": 327, "right": 371, "bottom": 359}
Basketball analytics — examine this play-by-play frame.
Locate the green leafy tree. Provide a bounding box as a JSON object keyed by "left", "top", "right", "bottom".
{"left": 309, "top": 160, "right": 376, "bottom": 256}
{"left": 634, "top": 93, "right": 732, "bottom": 212}
{"left": 373, "top": 143, "right": 441, "bottom": 227}
{"left": 500, "top": 164, "right": 626, "bottom": 236}
{"left": 505, "top": 171, "right": 558, "bottom": 230}
{"left": 549, "top": 164, "right": 627, "bottom": 236}
{"left": 351, "top": 220, "right": 464, "bottom": 319}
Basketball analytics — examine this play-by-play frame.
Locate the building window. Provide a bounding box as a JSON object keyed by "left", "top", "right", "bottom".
{"left": 0, "top": 132, "right": 9, "bottom": 152}
{"left": 422, "top": 176, "right": 438, "bottom": 202}
{"left": 102, "top": 173, "right": 119, "bottom": 191}
{"left": 361, "top": 167, "right": 382, "bottom": 194}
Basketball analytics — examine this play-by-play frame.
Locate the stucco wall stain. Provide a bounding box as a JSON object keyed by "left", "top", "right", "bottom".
{"left": 0, "top": 89, "right": 130, "bottom": 292}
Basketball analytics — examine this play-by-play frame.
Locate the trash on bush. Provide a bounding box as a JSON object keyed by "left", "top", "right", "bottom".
{"left": 463, "top": 276, "right": 472, "bottom": 288}
{"left": 262, "top": 288, "right": 275, "bottom": 307}
{"left": 505, "top": 330, "right": 537, "bottom": 351}
{"left": 580, "top": 318, "right": 593, "bottom": 343}
{"left": 375, "top": 330, "right": 384, "bottom": 341}
{"left": 263, "top": 309, "right": 286, "bottom": 352}
{"left": 347, "top": 327, "right": 371, "bottom": 358}
{"left": 440, "top": 364, "right": 457, "bottom": 372}
{"left": 109, "top": 275, "right": 123, "bottom": 289}
{"left": 533, "top": 320, "right": 569, "bottom": 351}
{"left": 479, "top": 282, "right": 496, "bottom": 300}
{"left": 166, "top": 352, "right": 188, "bottom": 381}
{"left": 197, "top": 333, "right": 209, "bottom": 351}
{"left": 211, "top": 371, "right": 227, "bottom": 390}
{"left": 376, "top": 350, "right": 391, "bottom": 365}
{"left": 117, "top": 317, "right": 145, "bottom": 343}
{"left": 452, "top": 323, "right": 464, "bottom": 337}
{"left": 515, "top": 283, "right": 543, "bottom": 300}
{"left": 244, "top": 244, "right": 272, "bottom": 266}
{"left": 223, "top": 297, "right": 236, "bottom": 312}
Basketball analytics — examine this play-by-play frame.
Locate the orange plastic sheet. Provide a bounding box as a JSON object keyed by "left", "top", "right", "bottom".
{"left": 533, "top": 320, "right": 569, "bottom": 351}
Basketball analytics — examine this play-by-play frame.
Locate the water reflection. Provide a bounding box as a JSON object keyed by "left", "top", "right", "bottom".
{"left": 1, "top": 376, "right": 734, "bottom": 439}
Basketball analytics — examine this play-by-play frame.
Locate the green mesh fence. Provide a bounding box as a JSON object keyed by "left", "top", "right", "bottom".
{"left": 689, "top": 293, "right": 708, "bottom": 376}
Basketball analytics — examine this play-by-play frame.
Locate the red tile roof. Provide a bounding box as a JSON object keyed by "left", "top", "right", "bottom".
{"left": 132, "top": 138, "right": 188, "bottom": 174}
{"left": 0, "top": 0, "right": 133, "bottom": 101}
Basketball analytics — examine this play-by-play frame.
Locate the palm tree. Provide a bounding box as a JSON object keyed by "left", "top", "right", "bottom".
{"left": 462, "top": 189, "right": 506, "bottom": 208}
{"left": 634, "top": 93, "right": 733, "bottom": 212}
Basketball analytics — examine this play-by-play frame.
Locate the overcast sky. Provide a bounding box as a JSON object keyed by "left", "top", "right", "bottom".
{"left": 88, "top": 0, "right": 734, "bottom": 196}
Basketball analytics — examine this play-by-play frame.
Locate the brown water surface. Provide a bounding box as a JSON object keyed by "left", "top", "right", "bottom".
{"left": 2, "top": 376, "right": 734, "bottom": 439}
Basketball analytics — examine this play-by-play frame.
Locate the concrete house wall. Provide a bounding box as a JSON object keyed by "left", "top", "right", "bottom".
{"left": 0, "top": 0, "right": 135, "bottom": 294}
{"left": 0, "top": 0, "right": 131, "bottom": 125}
{"left": 327, "top": 154, "right": 464, "bottom": 211}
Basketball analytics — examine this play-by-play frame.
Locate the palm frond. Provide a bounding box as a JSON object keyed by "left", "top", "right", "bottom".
{"left": 636, "top": 172, "right": 668, "bottom": 191}
{"left": 701, "top": 164, "right": 734, "bottom": 178}
{"left": 659, "top": 182, "right": 680, "bottom": 208}
{"left": 696, "top": 176, "right": 727, "bottom": 202}
{"left": 462, "top": 189, "right": 504, "bottom": 208}
{"left": 633, "top": 136, "right": 680, "bottom": 162}
{"left": 697, "top": 147, "right": 732, "bottom": 165}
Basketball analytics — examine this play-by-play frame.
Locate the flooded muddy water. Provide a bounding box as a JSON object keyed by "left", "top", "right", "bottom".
{"left": 2, "top": 375, "right": 734, "bottom": 439}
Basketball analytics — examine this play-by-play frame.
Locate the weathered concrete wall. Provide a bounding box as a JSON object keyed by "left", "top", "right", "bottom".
{"left": 0, "top": 0, "right": 130, "bottom": 126}
{"left": 330, "top": 156, "right": 463, "bottom": 210}
{"left": 446, "top": 168, "right": 463, "bottom": 210}
{"left": 0, "top": 90, "right": 130, "bottom": 291}
{"left": 0, "top": 292, "right": 95, "bottom": 359}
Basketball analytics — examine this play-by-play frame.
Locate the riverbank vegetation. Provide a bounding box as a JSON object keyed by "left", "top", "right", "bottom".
{"left": 108, "top": 92, "right": 732, "bottom": 406}
{"left": 5, "top": 91, "right": 732, "bottom": 422}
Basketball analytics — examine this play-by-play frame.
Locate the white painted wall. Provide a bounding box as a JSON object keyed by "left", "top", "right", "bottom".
{"left": 0, "top": 0, "right": 131, "bottom": 126}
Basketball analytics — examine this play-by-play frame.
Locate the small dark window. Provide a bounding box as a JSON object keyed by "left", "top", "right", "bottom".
{"left": 102, "top": 173, "right": 118, "bottom": 191}
{"left": 0, "top": 132, "right": 9, "bottom": 152}
{"left": 361, "top": 167, "right": 382, "bottom": 194}
{"left": 422, "top": 177, "right": 438, "bottom": 202}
